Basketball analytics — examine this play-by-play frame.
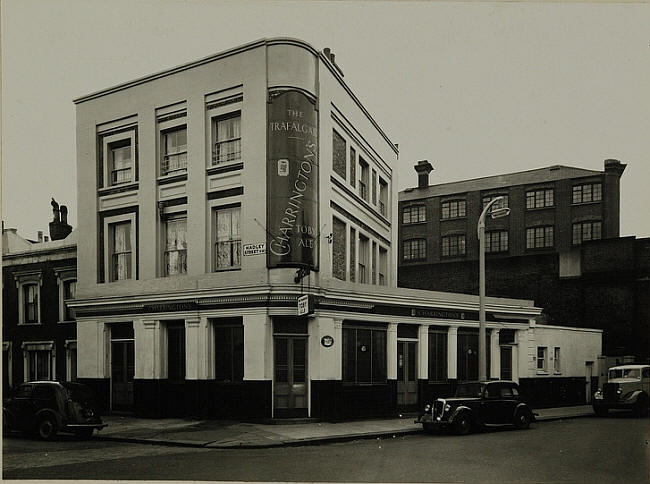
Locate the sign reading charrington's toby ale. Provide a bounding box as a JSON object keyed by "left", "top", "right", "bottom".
{"left": 267, "top": 90, "right": 319, "bottom": 269}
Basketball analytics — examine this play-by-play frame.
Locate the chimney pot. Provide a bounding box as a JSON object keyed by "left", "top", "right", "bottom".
{"left": 44, "top": 235, "right": 49, "bottom": 242}
{"left": 37, "top": 231, "right": 43, "bottom": 242}
{"left": 414, "top": 160, "right": 434, "bottom": 189}
{"left": 61, "top": 205, "right": 68, "bottom": 224}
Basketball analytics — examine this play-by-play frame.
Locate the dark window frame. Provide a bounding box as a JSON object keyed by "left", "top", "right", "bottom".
{"left": 403, "top": 238, "right": 427, "bottom": 261}
{"left": 441, "top": 234, "right": 466, "bottom": 257}
{"left": 214, "top": 322, "right": 244, "bottom": 383}
{"left": 343, "top": 325, "right": 387, "bottom": 385}
{"left": 441, "top": 199, "right": 467, "bottom": 220}
{"left": 403, "top": 205, "right": 426, "bottom": 224}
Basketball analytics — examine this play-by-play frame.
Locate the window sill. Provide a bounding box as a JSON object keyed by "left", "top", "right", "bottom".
{"left": 403, "top": 221, "right": 427, "bottom": 226}
{"left": 206, "top": 160, "right": 243, "bottom": 174}
{"left": 571, "top": 201, "right": 601, "bottom": 206}
{"left": 536, "top": 371, "right": 550, "bottom": 376}
{"left": 58, "top": 320, "right": 75, "bottom": 324}
{"left": 525, "top": 206, "right": 555, "bottom": 211}
{"left": 98, "top": 182, "right": 139, "bottom": 196}
{"left": 19, "top": 322, "right": 41, "bottom": 325}
{"left": 157, "top": 172, "right": 187, "bottom": 185}
{"left": 212, "top": 267, "right": 242, "bottom": 273}
{"left": 440, "top": 217, "right": 467, "bottom": 222}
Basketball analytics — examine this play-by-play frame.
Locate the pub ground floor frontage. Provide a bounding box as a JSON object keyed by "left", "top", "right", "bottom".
{"left": 73, "top": 288, "right": 602, "bottom": 420}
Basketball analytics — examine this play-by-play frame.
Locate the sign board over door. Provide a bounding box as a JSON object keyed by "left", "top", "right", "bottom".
{"left": 267, "top": 90, "right": 319, "bottom": 270}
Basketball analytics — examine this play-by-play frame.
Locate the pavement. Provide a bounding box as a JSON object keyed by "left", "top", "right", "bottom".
{"left": 93, "top": 405, "right": 596, "bottom": 449}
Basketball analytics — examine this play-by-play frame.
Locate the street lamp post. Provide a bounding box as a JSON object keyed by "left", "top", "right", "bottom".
{"left": 477, "top": 196, "right": 510, "bottom": 382}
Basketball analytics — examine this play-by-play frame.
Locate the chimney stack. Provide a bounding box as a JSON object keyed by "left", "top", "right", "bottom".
{"left": 604, "top": 158, "right": 626, "bottom": 177}
{"left": 414, "top": 160, "right": 434, "bottom": 189}
{"left": 37, "top": 231, "right": 43, "bottom": 243}
{"left": 49, "top": 198, "right": 72, "bottom": 240}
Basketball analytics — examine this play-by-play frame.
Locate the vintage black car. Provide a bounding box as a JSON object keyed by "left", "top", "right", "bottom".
{"left": 417, "top": 381, "right": 536, "bottom": 435}
{"left": 3, "top": 381, "right": 106, "bottom": 440}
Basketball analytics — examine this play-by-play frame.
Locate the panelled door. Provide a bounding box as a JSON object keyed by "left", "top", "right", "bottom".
{"left": 111, "top": 339, "right": 134, "bottom": 410}
{"left": 397, "top": 340, "right": 418, "bottom": 408}
{"left": 274, "top": 336, "right": 308, "bottom": 418}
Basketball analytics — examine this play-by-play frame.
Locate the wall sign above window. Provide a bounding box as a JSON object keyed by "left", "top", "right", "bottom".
{"left": 321, "top": 335, "right": 334, "bottom": 347}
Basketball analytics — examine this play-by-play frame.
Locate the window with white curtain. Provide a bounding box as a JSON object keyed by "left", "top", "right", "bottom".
{"left": 111, "top": 221, "right": 132, "bottom": 281}
{"left": 214, "top": 206, "right": 241, "bottom": 270}
{"left": 161, "top": 126, "right": 187, "bottom": 175}
{"left": 163, "top": 217, "right": 187, "bottom": 276}
{"left": 212, "top": 113, "right": 241, "bottom": 165}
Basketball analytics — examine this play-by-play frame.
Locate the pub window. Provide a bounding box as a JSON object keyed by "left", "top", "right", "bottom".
{"left": 343, "top": 325, "right": 387, "bottom": 384}
{"left": 403, "top": 239, "right": 426, "bottom": 261}
{"left": 349, "top": 147, "right": 356, "bottom": 188}
{"left": 359, "top": 158, "right": 369, "bottom": 201}
{"left": 332, "top": 130, "right": 347, "bottom": 179}
{"left": 457, "top": 330, "right": 490, "bottom": 382}
{"left": 428, "top": 328, "right": 448, "bottom": 382}
{"left": 163, "top": 215, "right": 187, "bottom": 276}
{"left": 441, "top": 234, "right": 466, "bottom": 257}
{"left": 358, "top": 234, "right": 369, "bottom": 283}
{"left": 211, "top": 112, "right": 241, "bottom": 165}
{"left": 526, "top": 188, "right": 554, "bottom": 209}
{"left": 214, "top": 205, "right": 241, "bottom": 270}
{"left": 572, "top": 221, "right": 602, "bottom": 245}
{"left": 378, "top": 247, "right": 387, "bottom": 286}
{"left": 441, "top": 200, "right": 466, "bottom": 219}
{"left": 214, "top": 322, "right": 244, "bottom": 382}
{"left": 553, "top": 347, "right": 561, "bottom": 373}
{"left": 572, "top": 183, "right": 602, "bottom": 204}
{"left": 161, "top": 125, "right": 187, "bottom": 176}
{"left": 167, "top": 321, "right": 186, "bottom": 382}
{"left": 332, "top": 217, "right": 346, "bottom": 281}
{"left": 403, "top": 205, "right": 425, "bottom": 224}
{"left": 526, "top": 226, "right": 554, "bottom": 249}
{"left": 349, "top": 227, "right": 356, "bottom": 282}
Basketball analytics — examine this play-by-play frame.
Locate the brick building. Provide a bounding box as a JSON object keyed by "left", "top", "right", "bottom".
{"left": 398, "top": 160, "right": 649, "bottom": 361}
{"left": 2, "top": 202, "right": 77, "bottom": 394}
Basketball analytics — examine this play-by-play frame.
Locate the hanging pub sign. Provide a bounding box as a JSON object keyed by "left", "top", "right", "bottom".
{"left": 267, "top": 90, "right": 319, "bottom": 269}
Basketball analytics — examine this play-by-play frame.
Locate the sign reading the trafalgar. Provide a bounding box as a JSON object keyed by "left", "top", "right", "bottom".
{"left": 267, "top": 90, "right": 319, "bottom": 269}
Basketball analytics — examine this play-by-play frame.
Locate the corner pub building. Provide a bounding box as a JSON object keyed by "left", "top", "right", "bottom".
{"left": 71, "top": 38, "right": 599, "bottom": 420}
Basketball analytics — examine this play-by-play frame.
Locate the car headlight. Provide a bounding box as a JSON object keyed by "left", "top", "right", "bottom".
{"left": 444, "top": 404, "right": 451, "bottom": 412}
{"left": 424, "top": 404, "right": 431, "bottom": 413}
{"left": 594, "top": 389, "right": 603, "bottom": 400}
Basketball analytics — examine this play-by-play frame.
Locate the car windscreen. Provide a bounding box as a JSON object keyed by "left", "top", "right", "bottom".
{"left": 61, "top": 382, "right": 94, "bottom": 402}
{"left": 609, "top": 369, "right": 640, "bottom": 379}
{"left": 455, "top": 383, "right": 483, "bottom": 398}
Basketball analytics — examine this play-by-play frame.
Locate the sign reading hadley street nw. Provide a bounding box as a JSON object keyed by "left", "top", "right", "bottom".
{"left": 266, "top": 90, "right": 319, "bottom": 270}
{"left": 243, "top": 243, "right": 266, "bottom": 256}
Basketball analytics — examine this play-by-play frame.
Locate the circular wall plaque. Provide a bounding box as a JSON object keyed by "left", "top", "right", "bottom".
{"left": 321, "top": 335, "right": 334, "bottom": 347}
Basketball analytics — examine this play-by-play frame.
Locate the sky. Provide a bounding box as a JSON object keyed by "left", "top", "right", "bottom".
{"left": 2, "top": 0, "right": 649, "bottom": 241}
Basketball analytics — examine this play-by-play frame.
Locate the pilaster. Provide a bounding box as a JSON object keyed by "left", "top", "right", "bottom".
{"left": 387, "top": 323, "right": 398, "bottom": 380}
{"left": 490, "top": 329, "right": 500, "bottom": 379}
{"left": 447, "top": 326, "right": 458, "bottom": 379}
{"left": 418, "top": 324, "right": 429, "bottom": 380}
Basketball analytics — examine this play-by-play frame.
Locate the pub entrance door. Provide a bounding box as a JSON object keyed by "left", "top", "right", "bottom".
{"left": 397, "top": 340, "right": 418, "bottom": 409}
{"left": 110, "top": 323, "right": 134, "bottom": 411}
{"left": 274, "top": 336, "right": 308, "bottom": 418}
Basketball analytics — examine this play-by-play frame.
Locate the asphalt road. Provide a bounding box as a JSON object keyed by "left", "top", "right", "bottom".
{"left": 3, "top": 415, "right": 648, "bottom": 482}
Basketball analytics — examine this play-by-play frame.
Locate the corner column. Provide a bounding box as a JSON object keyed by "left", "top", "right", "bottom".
{"left": 418, "top": 325, "right": 429, "bottom": 380}
{"left": 387, "top": 323, "right": 398, "bottom": 380}
{"left": 490, "top": 329, "right": 500, "bottom": 379}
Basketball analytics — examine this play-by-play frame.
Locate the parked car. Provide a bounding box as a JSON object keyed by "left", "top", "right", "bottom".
{"left": 3, "top": 381, "right": 106, "bottom": 440}
{"left": 593, "top": 364, "right": 650, "bottom": 417}
{"left": 417, "top": 381, "right": 536, "bottom": 435}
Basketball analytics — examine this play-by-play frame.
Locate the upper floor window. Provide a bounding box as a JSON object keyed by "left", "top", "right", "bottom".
{"left": 572, "top": 220, "right": 602, "bottom": 245}
{"left": 441, "top": 200, "right": 466, "bottom": 219}
{"left": 111, "top": 221, "right": 133, "bottom": 281}
{"left": 332, "top": 130, "right": 347, "bottom": 179}
{"left": 161, "top": 126, "right": 187, "bottom": 176}
{"left": 358, "top": 234, "right": 369, "bottom": 283}
{"left": 526, "top": 226, "right": 554, "bottom": 249}
{"left": 371, "top": 169, "right": 378, "bottom": 205}
{"left": 212, "top": 113, "right": 241, "bottom": 165}
{"left": 572, "top": 183, "right": 602, "bottom": 204}
{"left": 403, "top": 205, "right": 426, "bottom": 224}
{"left": 442, "top": 234, "right": 466, "bottom": 257}
{"left": 359, "top": 158, "right": 369, "bottom": 202}
{"left": 23, "top": 284, "right": 39, "bottom": 324}
{"left": 485, "top": 230, "right": 509, "bottom": 253}
{"left": 109, "top": 139, "right": 133, "bottom": 185}
{"left": 403, "top": 239, "right": 426, "bottom": 261}
{"left": 163, "top": 216, "right": 187, "bottom": 276}
{"left": 482, "top": 195, "right": 509, "bottom": 212}
{"left": 349, "top": 147, "right": 356, "bottom": 188}
{"left": 62, "top": 279, "right": 76, "bottom": 321}
{"left": 526, "top": 188, "right": 554, "bottom": 209}
{"left": 214, "top": 206, "right": 241, "bottom": 270}
{"left": 378, "top": 247, "right": 388, "bottom": 286}
{"left": 379, "top": 178, "right": 388, "bottom": 217}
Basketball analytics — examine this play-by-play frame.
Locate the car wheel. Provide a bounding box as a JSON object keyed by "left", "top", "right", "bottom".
{"left": 453, "top": 413, "right": 472, "bottom": 435}
{"left": 75, "top": 428, "right": 94, "bottom": 439}
{"left": 594, "top": 406, "right": 609, "bottom": 417}
{"left": 514, "top": 410, "right": 531, "bottom": 429}
{"left": 37, "top": 416, "right": 58, "bottom": 440}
